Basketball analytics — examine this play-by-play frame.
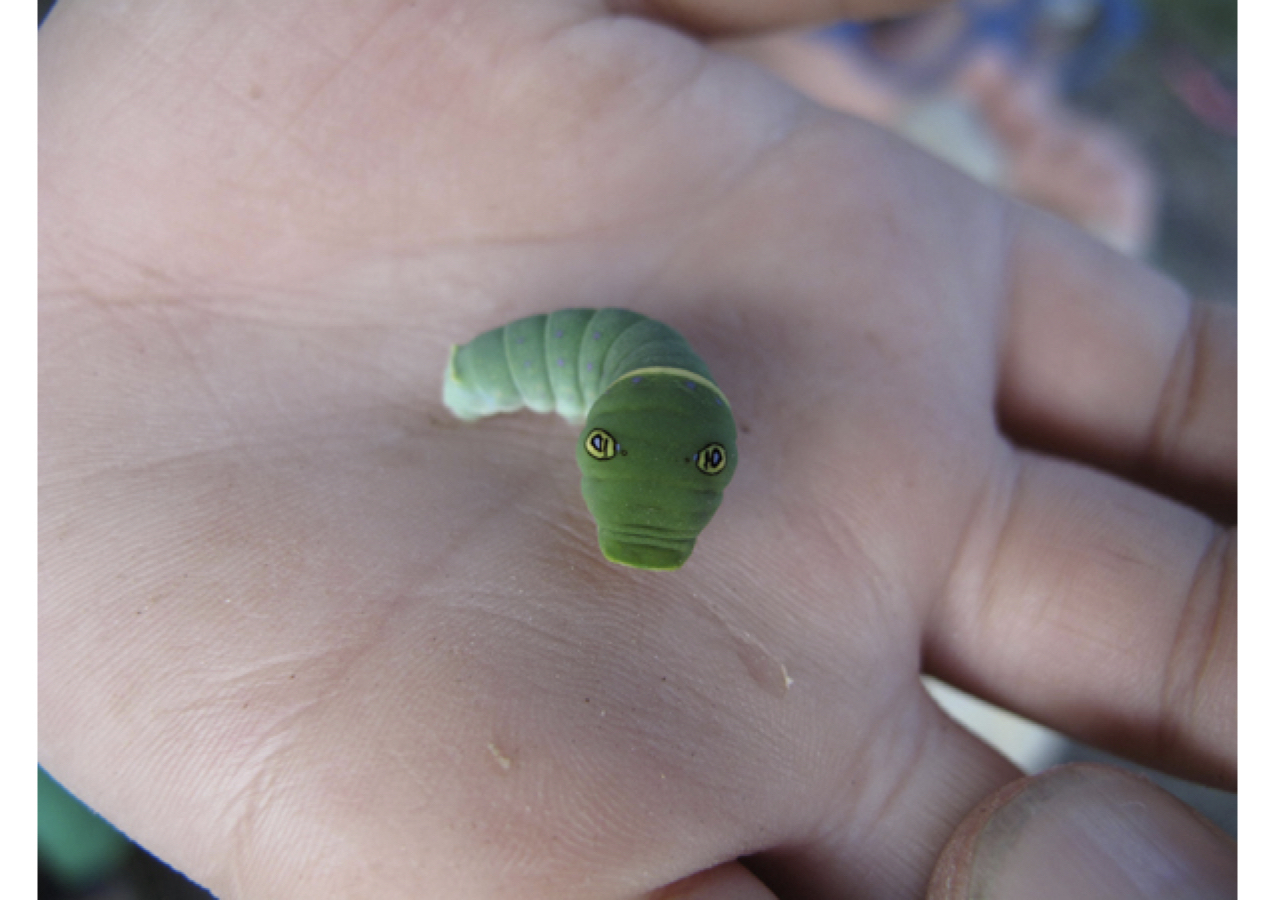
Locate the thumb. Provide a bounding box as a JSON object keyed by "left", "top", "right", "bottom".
{"left": 928, "top": 763, "right": 1235, "bottom": 900}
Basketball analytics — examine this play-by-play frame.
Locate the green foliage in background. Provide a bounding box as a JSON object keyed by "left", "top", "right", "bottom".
{"left": 38, "top": 768, "right": 132, "bottom": 889}
{"left": 1143, "top": 0, "right": 1236, "bottom": 58}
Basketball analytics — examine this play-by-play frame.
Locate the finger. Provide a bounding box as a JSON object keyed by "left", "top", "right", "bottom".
{"left": 613, "top": 0, "right": 948, "bottom": 36}
{"left": 648, "top": 862, "right": 779, "bottom": 900}
{"left": 955, "top": 50, "right": 1057, "bottom": 150}
{"left": 745, "top": 684, "right": 1021, "bottom": 899}
{"left": 930, "top": 450, "right": 1236, "bottom": 788}
{"left": 927, "top": 764, "right": 1236, "bottom": 900}
{"left": 998, "top": 210, "right": 1236, "bottom": 521}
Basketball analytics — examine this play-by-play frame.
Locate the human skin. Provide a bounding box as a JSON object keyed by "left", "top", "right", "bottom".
{"left": 726, "top": 34, "right": 1160, "bottom": 256}
{"left": 40, "top": 1, "right": 1234, "bottom": 898}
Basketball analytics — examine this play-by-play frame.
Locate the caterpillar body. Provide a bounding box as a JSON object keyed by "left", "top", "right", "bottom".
{"left": 443, "top": 308, "right": 737, "bottom": 570}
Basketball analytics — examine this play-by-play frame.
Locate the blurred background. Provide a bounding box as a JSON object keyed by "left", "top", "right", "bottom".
{"left": 37, "top": 0, "right": 1236, "bottom": 897}
{"left": 1082, "top": 0, "right": 1235, "bottom": 302}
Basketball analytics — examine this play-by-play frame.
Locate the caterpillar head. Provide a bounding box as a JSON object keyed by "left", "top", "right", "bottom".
{"left": 576, "top": 372, "right": 737, "bottom": 570}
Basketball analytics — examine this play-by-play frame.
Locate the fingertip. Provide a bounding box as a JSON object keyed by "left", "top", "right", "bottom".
{"left": 953, "top": 45, "right": 1017, "bottom": 98}
{"left": 926, "top": 773, "right": 1035, "bottom": 900}
{"left": 927, "top": 764, "right": 1235, "bottom": 900}
{"left": 611, "top": 1, "right": 951, "bottom": 37}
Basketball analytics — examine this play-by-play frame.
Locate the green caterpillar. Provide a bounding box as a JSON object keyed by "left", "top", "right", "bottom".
{"left": 443, "top": 308, "right": 737, "bottom": 570}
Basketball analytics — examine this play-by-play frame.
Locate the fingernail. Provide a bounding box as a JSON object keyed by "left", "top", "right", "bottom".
{"left": 963, "top": 764, "right": 1235, "bottom": 900}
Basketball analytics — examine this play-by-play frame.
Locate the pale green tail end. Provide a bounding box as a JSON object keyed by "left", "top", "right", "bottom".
{"left": 441, "top": 318, "right": 590, "bottom": 423}
{"left": 442, "top": 345, "right": 490, "bottom": 420}
{"left": 443, "top": 342, "right": 530, "bottom": 420}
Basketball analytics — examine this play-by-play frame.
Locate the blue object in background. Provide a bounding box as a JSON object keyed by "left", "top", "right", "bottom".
{"left": 1057, "top": 0, "right": 1143, "bottom": 92}
{"left": 822, "top": 0, "right": 1143, "bottom": 95}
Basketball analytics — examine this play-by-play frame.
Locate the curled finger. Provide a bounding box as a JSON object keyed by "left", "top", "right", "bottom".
{"left": 928, "top": 763, "right": 1235, "bottom": 900}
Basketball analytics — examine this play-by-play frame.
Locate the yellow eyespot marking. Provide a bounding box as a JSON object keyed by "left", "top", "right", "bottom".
{"left": 695, "top": 443, "right": 727, "bottom": 475}
{"left": 585, "top": 428, "right": 617, "bottom": 461}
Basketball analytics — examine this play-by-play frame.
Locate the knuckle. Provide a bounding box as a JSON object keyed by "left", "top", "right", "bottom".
{"left": 1157, "top": 526, "right": 1236, "bottom": 779}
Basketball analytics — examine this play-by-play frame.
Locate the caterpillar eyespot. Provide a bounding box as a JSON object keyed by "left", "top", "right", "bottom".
{"left": 695, "top": 443, "right": 728, "bottom": 476}
{"left": 584, "top": 428, "right": 617, "bottom": 461}
{"left": 443, "top": 308, "right": 737, "bottom": 570}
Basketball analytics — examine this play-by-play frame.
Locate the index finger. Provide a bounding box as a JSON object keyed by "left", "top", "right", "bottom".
{"left": 997, "top": 210, "right": 1236, "bottom": 521}
{"left": 928, "top": 208, "right": 1236, "bottom": 789}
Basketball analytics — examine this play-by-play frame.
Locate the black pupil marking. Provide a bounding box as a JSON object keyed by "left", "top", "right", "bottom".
{"left": 695, "top": 442, "right": 727, "bottom": 475}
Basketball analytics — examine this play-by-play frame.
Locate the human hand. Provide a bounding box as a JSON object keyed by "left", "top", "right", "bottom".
{"left": 40, "top": 1, "right": 1234, "bottom": 898}
{"left": 723, "top": 29, "right": 1160, "bottom": 257}
{"left": 954, "top": 48, "right": 1159, "bottom": 257}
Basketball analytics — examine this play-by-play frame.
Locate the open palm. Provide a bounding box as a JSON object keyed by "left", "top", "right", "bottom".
{"left": 40, "top": 1, "right": 1235, "bottom": 897}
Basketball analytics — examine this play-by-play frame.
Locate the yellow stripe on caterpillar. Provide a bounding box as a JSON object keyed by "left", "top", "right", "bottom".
{"left": 605, "top": 367, "right": 732, "bottom": 411}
